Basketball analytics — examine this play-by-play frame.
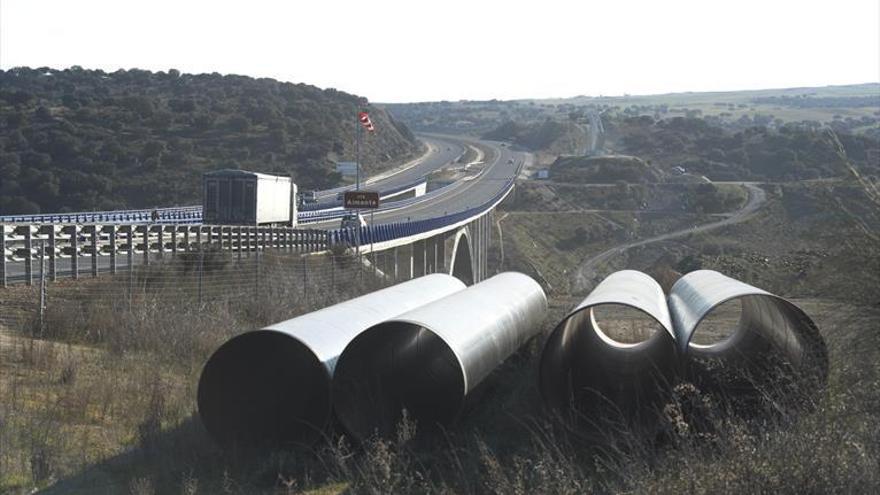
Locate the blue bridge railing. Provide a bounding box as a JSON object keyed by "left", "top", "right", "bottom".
{"left": 325, "top": 175, "right": 515, "bottom": 249}
{"left": 1, "top": 178, "right": 430, "bottom": 225}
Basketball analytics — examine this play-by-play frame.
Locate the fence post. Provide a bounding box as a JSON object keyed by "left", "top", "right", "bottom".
{"left": 128, "top": 227, "right": 134, "bottom": 312}
{"left": 90, "top": 225, "right": 98, "bottom": 277}
{"left": 70, "top": 226, "right": 79, "bottom": 279}
{"left": 126, "top": 226, "right": 134, "bottom": 273}
{"left": 331, "top": 253, "right": 336, "bottom": 292}
{"left": 1, "top": 224, "right": 7, "bottom": 288}
{"left": 142, "top": 226, "right": 150, "bottom": 267}
{"left": 237, "top": 227, "right": 243, "bottom": 262}
{"left": 39, "top": 239, "right": 46, "bottom": 336}
{"left": 157, "top": 225, "right": 164, "bottom": 260}
{"left": 198, "top": 247, "right": 204, "bottom": 307}
{"left": 302, "top": 255, "right": 307, "bottom": 302}
{"left": 254, "top": 248, "right": 260, "bottom": 301}
{"left": 171, "top": 226, "right": 178, "bottom": 258}
{"left": 109, "top": 225, "right": 117, "bottom": 274}
{"left": 24, "top": 226, "right": 33, "bottom": 286}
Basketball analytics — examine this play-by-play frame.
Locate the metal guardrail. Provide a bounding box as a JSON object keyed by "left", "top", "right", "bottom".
{"left": 0, "top": 223, "right": 328, "bottom": 286}
{"left": 326, "top": 173, "right": 516, "bottom": 248}
{"left": 0, "top": 206, "right": 204, "bottom": 225}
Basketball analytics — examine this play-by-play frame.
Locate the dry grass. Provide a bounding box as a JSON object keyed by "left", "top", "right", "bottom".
{"left": 0, "top": 246, "right": 877, "bottom": 493}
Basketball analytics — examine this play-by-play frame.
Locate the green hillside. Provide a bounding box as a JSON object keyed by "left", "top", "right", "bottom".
{"left": 0, "top": 67, "right": 420, "bottom": 214}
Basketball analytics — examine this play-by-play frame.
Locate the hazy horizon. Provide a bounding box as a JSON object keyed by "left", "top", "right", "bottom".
{"left": 2, "top": 0, "right": 878, "bottom": 103}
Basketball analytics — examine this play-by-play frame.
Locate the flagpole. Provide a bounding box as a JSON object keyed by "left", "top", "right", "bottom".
{"left": 356, "top": 111, "right": 361, "bottom": 192}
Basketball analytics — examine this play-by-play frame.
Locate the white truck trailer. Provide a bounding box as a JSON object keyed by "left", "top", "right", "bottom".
{"left": 202, "top": 169, "right": 297, "bottom": 226}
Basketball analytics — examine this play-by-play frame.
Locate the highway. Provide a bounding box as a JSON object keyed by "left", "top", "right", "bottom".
{"left": 309, "top": 138, "right": 526, "bottom": 229}
{"left": 313, "top": 135, "right": 467, "bottom": 201}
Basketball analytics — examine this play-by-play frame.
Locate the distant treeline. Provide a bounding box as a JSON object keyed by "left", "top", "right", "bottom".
{"left": 613, "top": 115, "right": 880, "bottom": 182}
{"left": 752, "top": 95, "right": 880, "bottom": 108}
{"left": 0, "top": 67, "right": 419, "bottom": 214}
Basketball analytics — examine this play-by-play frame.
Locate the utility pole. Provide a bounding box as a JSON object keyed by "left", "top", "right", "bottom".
{"left": 39, "top": 239, "right": 46, "bottom": 337}
{"left": 356, "top": 110, "right": 362, "bottom": 193}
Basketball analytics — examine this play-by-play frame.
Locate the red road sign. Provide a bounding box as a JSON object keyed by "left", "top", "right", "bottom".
{"left": 344, "top": 191, "right": 380, "bottom": 209}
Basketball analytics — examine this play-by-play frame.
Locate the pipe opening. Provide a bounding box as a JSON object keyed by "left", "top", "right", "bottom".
{"left": 689, "top": 298, "right": 742, "bottom": 350}
{"left": 197, "top": 330, "right": 331, "bottom": 447}
{"left": 590, "top": 304, "right": 666, "bottom": 347}
{"left": 540, "top": 304, "right": 677, "bottom": 432}
{"left": 333, "top": 321, "right": 465, "bottom": 442}
{"left": 683, "top": 294, "right": 829, "bottom": 420}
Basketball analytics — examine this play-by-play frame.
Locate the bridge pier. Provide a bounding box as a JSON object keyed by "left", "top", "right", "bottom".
{"left": 413, "top": 239, "right": 426, "bottom": 277}
{"left": 436, "top": 234, "right": 447, "bottom": 274}
{"left": 425, "top": 237, "right": 437, "bottom": 274}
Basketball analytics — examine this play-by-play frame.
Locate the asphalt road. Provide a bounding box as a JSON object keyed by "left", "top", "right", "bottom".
{"left": 314, "top": 135, "right": 467, "bottom": 200}
{"left": 308, "top": 137, "right": 526, "bottom": 229}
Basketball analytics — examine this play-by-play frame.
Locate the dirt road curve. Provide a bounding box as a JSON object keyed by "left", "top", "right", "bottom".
{"left": 573, "top": 183, "right": 767, "bottom": 293}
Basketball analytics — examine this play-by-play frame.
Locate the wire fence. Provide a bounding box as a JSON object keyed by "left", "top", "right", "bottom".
{"left": 0, "top": 247, "right": 417, "bottom": 342}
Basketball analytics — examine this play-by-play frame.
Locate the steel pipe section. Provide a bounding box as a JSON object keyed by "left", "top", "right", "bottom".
{"left": 539, "top": 270, "right": 679, "bottom": 433}
{"left": 668, "top": 270, "right": 828, "bottom": 409}
{"left": 197, "top": 274, "right": 466, "bottom": 447}
{"left": 333, "top": 272, "right": 547, "bottom": 441}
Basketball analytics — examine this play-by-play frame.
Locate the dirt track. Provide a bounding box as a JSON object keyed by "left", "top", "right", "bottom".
{"left": 572, "top": 183, "right": 767, "bottom": 292}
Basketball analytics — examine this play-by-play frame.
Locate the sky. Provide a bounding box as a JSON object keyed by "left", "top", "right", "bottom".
{"left": 1, "top": 0, "right": 878, "bottom": 103}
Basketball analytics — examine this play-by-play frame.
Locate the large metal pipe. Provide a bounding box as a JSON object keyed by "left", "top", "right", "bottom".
{"left": 539, "top": 270, "right": 679, "bottom": 433}
{"left": 197, "top": 273, "right": 466, "bottom": 447}
{"left": 332, "top": 272, "right": 547, "bottom": 441}
{"left": 668, "top": 270, "right": 828, "bottom": 407}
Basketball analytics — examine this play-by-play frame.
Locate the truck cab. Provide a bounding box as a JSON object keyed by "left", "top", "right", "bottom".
{"left": 299, "top": 190, "right": 319, "bottom": 205}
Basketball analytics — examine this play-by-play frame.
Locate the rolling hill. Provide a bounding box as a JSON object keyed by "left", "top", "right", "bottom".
{"left": 0, "top": 67, "right": 420, "bottom": 214}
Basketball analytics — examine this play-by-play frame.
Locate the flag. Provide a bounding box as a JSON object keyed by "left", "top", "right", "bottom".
{"left": 358, "top": 111, "right": 375, "bottom": 132}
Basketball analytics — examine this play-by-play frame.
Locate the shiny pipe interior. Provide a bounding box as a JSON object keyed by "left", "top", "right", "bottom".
{"left": 670, "top": 270, "right": 829, "bottom": 397}
{"left": 539, "top": 303, "right": 678, "bottom": 433}
{"left": 680, "top": 293, "right": 829, "bottom": 410}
